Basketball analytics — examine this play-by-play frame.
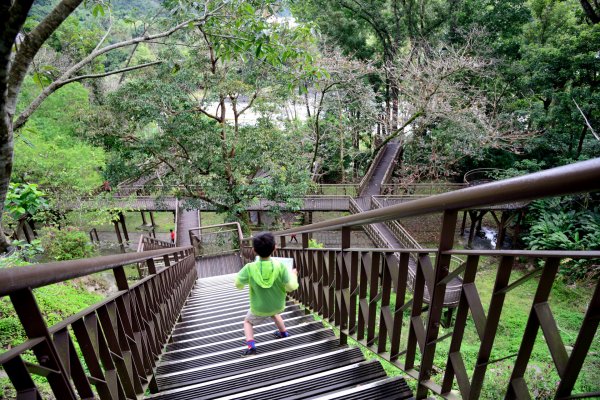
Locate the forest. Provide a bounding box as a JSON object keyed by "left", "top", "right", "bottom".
{"left": 0, "top": 0, "right": 599, "bottom": 398}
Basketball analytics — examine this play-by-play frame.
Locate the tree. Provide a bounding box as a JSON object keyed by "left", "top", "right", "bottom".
{"left": 293, "top": 46, "right": 376, "bottom": 179}
{"left": 292, "top": 0, "right": 459, "bottom": 134}
{"left": 0, "top": 0, "right": 252, "bottom": 252}
{"left": 85, "top": 7, "right": 318, "bottom": 223}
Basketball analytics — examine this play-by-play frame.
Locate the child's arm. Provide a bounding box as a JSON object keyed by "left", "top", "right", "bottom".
{"left": 235, "top": 265, "right": 250, "bottom": 289}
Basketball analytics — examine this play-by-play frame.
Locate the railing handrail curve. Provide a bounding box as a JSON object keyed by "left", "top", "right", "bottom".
{"left": 275, "top": 158, "right": 600, "bottom": 236}
{"left": 0, "top": 246, "right": 193, "bottom": 296}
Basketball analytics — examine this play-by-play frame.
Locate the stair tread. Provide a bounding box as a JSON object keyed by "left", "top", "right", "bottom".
{"left": 164, "top": 314, "right": 314, "bottom": 351}
{"left": 155, "top": 338, "right": 342, "bottom": 391}
{"left": 215, "top": 359, "right": 386, "bottom": 400}
{"left": 157, "top": 329, "right": 335, "bottom": 374}
{"left": 161, "top": 321, "right": 324, "bottom": 361}
{"left": 147, "top": 347, "right": 364, "bottom": 400}
{"left": 312, "top": 376, "right": 414, "bottom": 400}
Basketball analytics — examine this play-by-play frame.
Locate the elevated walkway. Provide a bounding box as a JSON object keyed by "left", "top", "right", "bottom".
{"left": 146, "top": 274, "right": 413, "bottom": 399}
{"left": 354, "top": 141, "right": 463, "bottom": 306}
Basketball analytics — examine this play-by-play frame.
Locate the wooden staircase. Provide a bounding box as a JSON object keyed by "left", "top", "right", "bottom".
{"left": 146, "top": 274, "right": 414, "bottom": 399}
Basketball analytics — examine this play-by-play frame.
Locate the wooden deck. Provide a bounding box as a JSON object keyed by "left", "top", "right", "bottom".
{"left": 196, "top": 253, "right": 243, "bottom": 278}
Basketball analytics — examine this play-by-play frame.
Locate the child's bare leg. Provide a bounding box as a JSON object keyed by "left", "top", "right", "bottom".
{"left": 272, "top": 314, "right": 286, "bottom": 332}
{"left": 244, "top": 320, "right": 255, "bottom": 342}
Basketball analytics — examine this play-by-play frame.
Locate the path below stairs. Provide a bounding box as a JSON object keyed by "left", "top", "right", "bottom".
{"left": 146, "top": 274, "right": 413, "bottom": 400}
{"left": 176, "top": 207, "right": 200, "bottom": 247}
{"left": 357, "top": 140, "right": 405, "bottom": 252}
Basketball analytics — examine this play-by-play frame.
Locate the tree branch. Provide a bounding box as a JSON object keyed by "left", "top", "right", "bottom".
{"left": 59, "top": 61, "right": 163, "bottom": 86}
{"left": 579, "top": 0, "right": 600, "bottom": 23}
{"left": 373, "top": 110, "right": 424, "bottom": 154}
{"left": 1, "top": 0, "right": 36, "bottom": 117}
{"left": 13, "top": 15, "right": 215, "bottom": 131}
{"left": 7, "top": 0, "right": 83, "bottom": 111}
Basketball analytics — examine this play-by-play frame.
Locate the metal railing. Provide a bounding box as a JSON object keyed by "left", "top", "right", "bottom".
{"left": 309, "top": 184, "right": 359, "bottom": 196}
{"left": 188, "top": 222, "right": 244, "bottom": 258}
{"left": 136, "top": 235, "right": 175, "bottom": 277}
{"left": 0, "top": 244, "right": 196, "bottom": 399}
{"left": 380, "top": 182, "right": 467, "bottom": 196}
{"left": 463, "top": 168, "right": 503, "bottom": 186}
{"left": 271, "top": 158, "right": 600, "bottom": 399}
{"left": 358, "top": 145, "right": 387, "bottom": 195}
{"left": 381, "top": 142, "right": 402, "bottom": 189}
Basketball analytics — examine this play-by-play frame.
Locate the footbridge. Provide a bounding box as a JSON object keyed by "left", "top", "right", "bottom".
{"left": 1, "top": 159, "right": 599, "bottom": 399}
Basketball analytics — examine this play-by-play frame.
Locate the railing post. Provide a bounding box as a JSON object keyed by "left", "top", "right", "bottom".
{"left": 114, "top": 220, "right": 126, "bottom": 253}
{"left": 9, "top": 289, "right": 78, "bottom": 398}
{"left": 416, "top": 210, "right": 458, "bottom": 399}
{"left": 119, "top": 212, "right": 129, "bottom": 242}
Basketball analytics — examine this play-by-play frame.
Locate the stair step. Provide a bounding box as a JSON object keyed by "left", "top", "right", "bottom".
{"left": 161, "top": 321, "right": 324, "bottom": 361}
{"left": 182, "top": 291, "right": 250, "bottom": 309}
{"left": 313, "top": 376, "right": 413, "bottom": 400}
{"left": 157, "top": 329, "right": 335, "bottom": 375}
{"left": 170, "top": 309, "right": 308, "bottom": 342}
{"left": 165, "top": 315, "right": 314, "bottom": 351}
{"left": 176, "top": 300, "right": 295, "bottom": 324}
{"left": 147, "top": 347, "right": 364, "bottom": 400}
{"left": 215, "top": 359, "right": 386, "bottom": 400}
{"left": 156, "top": 337, "right": 341, "bottom": 391}
{"left": 172, "top": 304, "right": 301, "bottom": 333}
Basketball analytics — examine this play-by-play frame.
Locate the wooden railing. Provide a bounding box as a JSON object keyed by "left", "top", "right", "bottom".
{"left": 381, "top": 142, "right": 402, "bottom": 188}
{"left": 272, "top": 159, "right": 600, "bottom": 399}
{"left": 188, "top": 222, "right": 244, "bottom": 258}
{"left": 136, "top": 236, "right": 175, "bottom": 276}
{"left": 358, "top": 145, "right": 387, "bottom": 195}
{"left": 380, "top": 182, "right": 467, "bottom": 196}
{"left": 0, "top": 244, "right": 196, "bottom": 399}
{"left": 309, "top": 184, "right": 359, "bottom": 196}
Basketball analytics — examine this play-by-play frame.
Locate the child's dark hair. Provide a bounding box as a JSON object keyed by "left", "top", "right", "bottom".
{"left": 253, "top": 232, "right": 276, "bottom": 257}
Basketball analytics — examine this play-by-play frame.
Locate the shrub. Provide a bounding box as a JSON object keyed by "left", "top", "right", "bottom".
{"left": 523, "top": 197, "right": 600, "bottom": 281}
{"left": 39, "top": 226, "right": 96, "bottom": 261}
{"left": 308, "top": 238, "right": 324, "bottom": 248}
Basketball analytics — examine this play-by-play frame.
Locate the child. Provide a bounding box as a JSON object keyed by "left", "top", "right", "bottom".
{"left": 169, "top": 229, "right": 175, "bottom": 244}
{"left": 235, "top": 232, "right": 298, "bottom": 356}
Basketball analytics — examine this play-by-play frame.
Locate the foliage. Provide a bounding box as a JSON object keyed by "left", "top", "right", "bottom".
{"left": 39, "top": 227, "right": 96, "bottom": 261}
{"left": 4, "top": 183, "right": 48, "bottom": 220}
{"left": 83, "top": 6, "right": 320, "bottom": 221}
{"left": 13, "top": 79, "right": 106, "bottom": 198}
{"left": 523, "top": 197, "right": 600, "bottom": 281}
{"left": 308, "top": 238, "right": 324, "bottom": 248}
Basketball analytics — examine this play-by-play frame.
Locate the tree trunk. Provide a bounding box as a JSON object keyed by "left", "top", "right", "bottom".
{"left": 391, "top": 82, "right": 399, "bottom": 131}
{"left": 0, "top": 116, "right": 14, "bottom": 252}
{"left": 576, "top": 125, "right": 588, "bottom": 159}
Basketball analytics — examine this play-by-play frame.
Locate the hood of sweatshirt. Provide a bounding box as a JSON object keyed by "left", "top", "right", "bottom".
{"left": 249, "top": 260, "right": 279, "bottom": 288}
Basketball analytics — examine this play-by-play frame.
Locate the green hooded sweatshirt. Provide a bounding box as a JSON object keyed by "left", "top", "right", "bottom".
{"left": 235, "top": 259, "right": 298, "bottom": 316}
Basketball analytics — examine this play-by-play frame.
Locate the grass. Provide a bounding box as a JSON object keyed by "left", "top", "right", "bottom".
{"left": 71, "top": 210, "right": 176, "bottom": 232}
{"left": 200, "top": 212, "right": 227, "bottom": 226}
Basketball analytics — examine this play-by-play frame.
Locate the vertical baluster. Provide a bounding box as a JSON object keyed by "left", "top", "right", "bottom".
{"left": 416, "top": 210, "right": 458, "bottom": 399}
{"left": 390, "top": 252, "right": 410, "bottom": 361}
{"left": 441, "top": 255, "right": 480, "bottom": 396}
{"left": 507, "top": 257, "right": 561, "bottom": 399}
{"left": 365, "top": 251, "right": 380, "bottom": 346}
{"left": 3, "top": 356, "right": 43, "bottom": 400}
{"left": 9, "top": 289, "right": 77, "bottom": 398}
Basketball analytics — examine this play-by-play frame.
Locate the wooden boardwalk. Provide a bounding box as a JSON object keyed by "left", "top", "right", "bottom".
{"left": 145, "top": 273, "right": 413, "bottom": 399}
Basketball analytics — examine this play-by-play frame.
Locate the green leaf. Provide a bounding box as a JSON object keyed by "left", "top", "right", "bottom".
{"left": 255, "top": 43, "right": 262, "bottom": 58}
{"left": 92, "top": 4, "right": 105, "bottom": 17}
